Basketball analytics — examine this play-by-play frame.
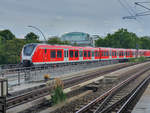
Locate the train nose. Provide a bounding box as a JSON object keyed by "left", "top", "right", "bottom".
{"left": 23, "top": 60, "right": 31, "bottom": 67}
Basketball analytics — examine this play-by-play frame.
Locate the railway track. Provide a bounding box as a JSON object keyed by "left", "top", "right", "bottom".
{"left": 6, "top": 63, "right": 135, "bottom": 110}
{"left": 76, "top": 65, "right": 150, "bottom": 113}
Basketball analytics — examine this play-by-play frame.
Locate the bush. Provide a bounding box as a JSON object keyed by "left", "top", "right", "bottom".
{"left": 138, "top": 56, "right": 146, "bottom": 62}
{"left": 51, "top": 85, "right": 66, "bottom": 105}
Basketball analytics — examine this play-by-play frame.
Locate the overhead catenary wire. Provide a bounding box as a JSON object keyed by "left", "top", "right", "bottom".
{"left": 134, "top": 2, "right": 150, "bottom": 17}
{"left": 123, "top": 0, "right": 141, "bottom": 18}
{"left": 124, "top": 0, "right": 137, "bottom": 15}
{"left": 118, "top": 0, "right": 134, "bottom": 16}
{"left": 120, "top": 1, "right": 150, "bottom": 19}
{"left": 123, "top": 0, "right": 143, "bottom": 22}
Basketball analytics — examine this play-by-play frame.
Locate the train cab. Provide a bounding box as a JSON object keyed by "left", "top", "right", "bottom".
{"left": 21, "top": 43, "right": 37, "bottom": 66}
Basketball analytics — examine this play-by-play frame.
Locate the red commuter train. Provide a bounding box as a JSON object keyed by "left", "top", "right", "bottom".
{"left": 21, "top": 43, "right": 150, "bottom": 66}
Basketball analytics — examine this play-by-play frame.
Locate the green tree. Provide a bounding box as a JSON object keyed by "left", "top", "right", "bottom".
{"left": 25, "top": 32, "right": 39, "bottom": 43}
{"left": 95, "top": 37, "right": 105, "bottom": 47}
{"left": 1, "top": 38, "right": 25, "bottom": 64}
{"left": 0, "top": 29, "right": 15, "bottom": 42}
{"left": 139, "top": 36, "right": 150, "bottom": 49}
{"left": 96, "top": 28, "right": 139, "bottom": 49}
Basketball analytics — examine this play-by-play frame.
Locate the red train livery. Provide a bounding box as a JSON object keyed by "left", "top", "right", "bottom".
{"left": 21, "top": 43, "right": 150, "bottom": 66}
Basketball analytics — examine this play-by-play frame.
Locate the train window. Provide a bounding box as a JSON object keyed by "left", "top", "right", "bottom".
{"left": 79, "top": 51, "right": 83, "bottom": 57}
{"left": 57, "top": 50, "right": 62, "bottom": 58}
{"left": 95, "top": 51, "right": 98, "bottom": 57}
{"left": 113, "top": 52, "right": 115, "bottom": 56}
{"left": 51, "top": 50, "right": 56, "bottom": 58}
{"left": 92, "top": 51, "right": 94, "bottom": 57}
{"left": 64, "top": 50, "right": 67, "bottom": 57}
{"left": 84, "top": 51, "right": 87, "bottom": 57}
{"left": 120, "top": 51, "right": 123, "bottom": 56}
{"left": 109, "top": 51, "right": 111, "bottom": 56}
{"left": 97, "top": 51, "right": 99, "bottom": 57}
{"left": 75, "top": 51, "right": 78, "bottom": 57}
{"left": 104, "top": 51, "right": 106, "bottom": 56}
{"left": 23, "top": 44, "right": 36, "bottom": 56}
{"left": 67, "top": 50, "right": 68, "bottom": 57}
{"left": 126, "top": 52, "right": 127, "bottom": 56}
{"left": 70, "top": 50, "right": 73, "bottom": 58}
{"left": 45, "top": 49, "right": 47, "bottom": 54}
{"left": 88, "top": 51, "right": 91, "bottom": 57}
{"left": 106, "top": 51, "right": 108, "bottom": 56}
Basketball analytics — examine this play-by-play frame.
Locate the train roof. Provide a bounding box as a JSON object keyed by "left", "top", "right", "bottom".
{"left": 24, "top": 43, "right": 149, "bottom": 51}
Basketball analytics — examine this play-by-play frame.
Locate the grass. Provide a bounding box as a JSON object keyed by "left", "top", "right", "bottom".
{"left": 129, "top": 56, "right": 146, "bottom": 63}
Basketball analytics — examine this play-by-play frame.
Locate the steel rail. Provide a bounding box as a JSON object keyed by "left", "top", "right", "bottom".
{"left": 117, "top": 75, "right": 150, "bottom": 113}
{"left": 6, "top": 63, "right": 133, "bottom": 109}
{"left": 97, "top": 74, "right": 150, "bottom": 113}
{"left": 76, "top": 66, "right": 150, "bottom": 113}
{"left": 7, "top": 86, "right": 52, "bottom": 109}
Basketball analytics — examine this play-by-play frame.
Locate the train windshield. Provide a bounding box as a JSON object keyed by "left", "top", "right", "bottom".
{"left": 23, "top": 44, "right": 37, "bottom": 56}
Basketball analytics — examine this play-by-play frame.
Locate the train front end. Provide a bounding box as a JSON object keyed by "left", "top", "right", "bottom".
{"left": 21, "top": 43, "right": 37, "bottom": 67}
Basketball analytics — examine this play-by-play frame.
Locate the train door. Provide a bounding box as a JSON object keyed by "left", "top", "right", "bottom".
{"left": 79, "top": 49, "right": 83, "bottom": 61}
{"left": 64, "top": 49, "right": 68, "bottom": 62}
{"left": 43, "top": 48, "right": 47, "bottom": 63}
{"left": 92, "top": 49, "right": 95, "bottom": 60}
{"left": 109, "top": 49, "right": 112, "bottom": 59}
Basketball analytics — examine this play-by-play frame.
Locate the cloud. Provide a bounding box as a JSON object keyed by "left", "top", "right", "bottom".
{"left": 0, "top": 0, "right": 149, "bottom": 38}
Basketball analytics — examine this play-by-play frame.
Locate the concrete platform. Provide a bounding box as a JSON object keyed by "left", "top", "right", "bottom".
{"left": 132, "top": 84, "right": 150, "bottom": 113}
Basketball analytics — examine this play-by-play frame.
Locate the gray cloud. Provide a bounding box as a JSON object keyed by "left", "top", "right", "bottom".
{"left": 0, "top": 0, "right": 150, "bottom": 39}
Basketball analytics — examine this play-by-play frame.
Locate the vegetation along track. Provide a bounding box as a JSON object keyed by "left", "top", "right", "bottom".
{"left": 76, "top": 65, "right": 150, "bottom": 113}
{"left": 7, "top": 63, "right": 136, "bottom": 109}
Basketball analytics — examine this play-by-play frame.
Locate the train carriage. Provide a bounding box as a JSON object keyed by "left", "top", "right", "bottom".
{"left": 21, "top": 43, "right": 150, "bottom": 67}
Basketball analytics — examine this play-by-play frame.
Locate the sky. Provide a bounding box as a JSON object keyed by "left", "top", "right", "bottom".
{"left": 0, "top": 0, "right": 150, "bottom": 40}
